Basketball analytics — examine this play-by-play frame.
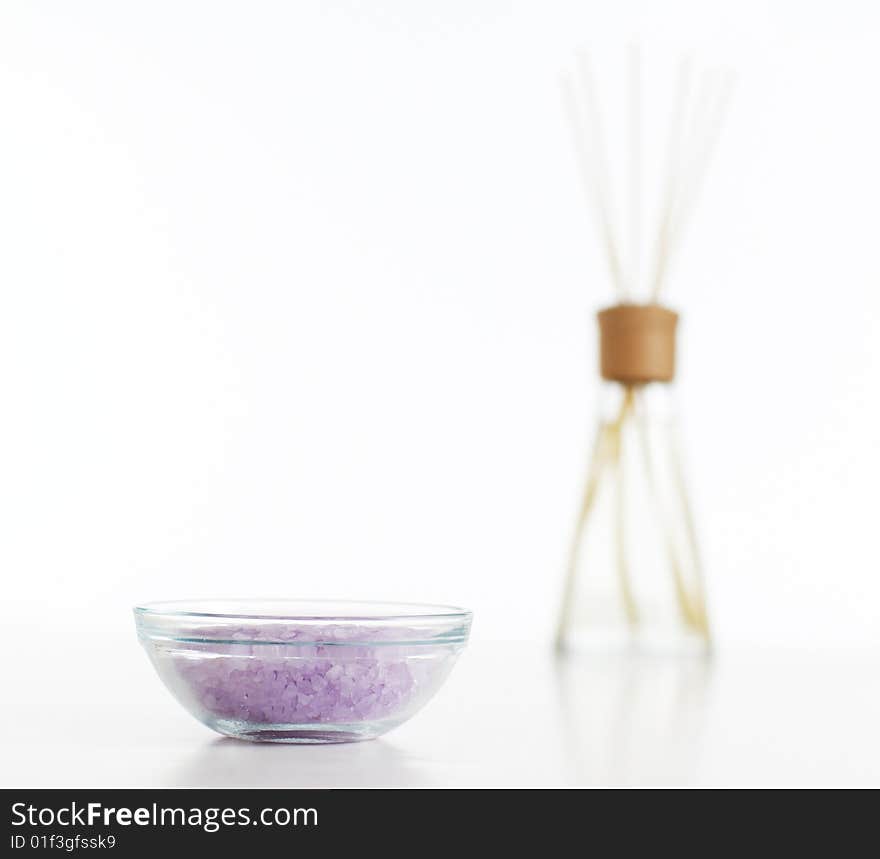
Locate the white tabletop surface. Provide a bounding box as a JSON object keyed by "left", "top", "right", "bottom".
{"left": 3, "top": 618, "right": 878, "bottom": 787}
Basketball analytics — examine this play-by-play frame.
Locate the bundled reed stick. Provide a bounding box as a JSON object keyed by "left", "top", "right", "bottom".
{"left": 556, "top": 47, "right": 733, "bottom": 652}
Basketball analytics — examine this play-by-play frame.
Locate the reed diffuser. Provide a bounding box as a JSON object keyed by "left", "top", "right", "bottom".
{"left": 556, "top": 48, "right": 732, "bottom": 654}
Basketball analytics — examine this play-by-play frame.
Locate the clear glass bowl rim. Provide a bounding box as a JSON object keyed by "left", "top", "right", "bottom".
{"left": 134, "top": 598, "right": 471, "bottom": 622}
{"left": 134, "top": 599, "right": 473, "bottom": 647}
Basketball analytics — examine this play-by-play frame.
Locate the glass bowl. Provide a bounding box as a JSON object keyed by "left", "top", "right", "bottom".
{"left": 134, "top": 599, "right": 472, "bottom": 743}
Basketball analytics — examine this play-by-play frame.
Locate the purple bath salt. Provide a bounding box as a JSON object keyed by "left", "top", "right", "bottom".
{"left": 166, "top": 624, "right": 433, "bottom": 728}
{"left": 136, "top": 600, "right": 471, "bottom": 742}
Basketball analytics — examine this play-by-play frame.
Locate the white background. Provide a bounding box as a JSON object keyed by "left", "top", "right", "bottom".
{"left": 1, "top": 0, "right": 879, "bottom": 653}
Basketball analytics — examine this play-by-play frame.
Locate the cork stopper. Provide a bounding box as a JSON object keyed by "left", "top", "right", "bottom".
{"left": 597, "top": 304, "right": 678, "bottom": 384}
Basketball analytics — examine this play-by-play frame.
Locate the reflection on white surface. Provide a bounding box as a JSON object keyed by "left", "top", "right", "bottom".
{"left": 168, "top": 737, "right": 434, "bottom": 788}
{"left": 2, "top": 625, "right": 879, "bottom": 786}
{"left": 553, "top": 653, "right": 713, "bottom": 785}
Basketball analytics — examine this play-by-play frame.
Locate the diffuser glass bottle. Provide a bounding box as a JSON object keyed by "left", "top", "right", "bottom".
{"left": 556, "top": 304, "right": 710, "bottom": 654}
{"left": 556, "top": 46, "right": 731, "bottom": 655}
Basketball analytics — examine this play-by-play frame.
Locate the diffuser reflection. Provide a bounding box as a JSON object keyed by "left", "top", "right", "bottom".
{"left": 553, "top": 653, "right": 714, "bottom": 785}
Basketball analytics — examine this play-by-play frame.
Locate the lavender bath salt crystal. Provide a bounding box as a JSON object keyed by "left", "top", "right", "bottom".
{"left": 176, "top": 626, "right": 420, "bottom": 725}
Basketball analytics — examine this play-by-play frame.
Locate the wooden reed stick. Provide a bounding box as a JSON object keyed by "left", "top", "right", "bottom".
{"left": 667, "top": 422, "right": 710, "bottom": 636}
{"left": 556, "top": 388, "right": 642, "bottom": 646}
{"left": 555, "top": 424, "right": 612, "bottom": 649}
{"left": 613, "top": 387, "right": 639, "bottom": 626}
{"left": 632, "top": 388, "right": 708, "bottom": 635}
{"left": 650, "top": 58, "right": 692, "bottom": 302}
{"left": 575, "top": 50, "right": 626, "bottom": 297}
{"left": 627, "top": 44, "right": 643, "bottom": 296}
{"left": 560, "top": 74, "right": 626, "bottom": 298}
{"left": 664, "top": 70, "right": 734, "bottom": 272}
